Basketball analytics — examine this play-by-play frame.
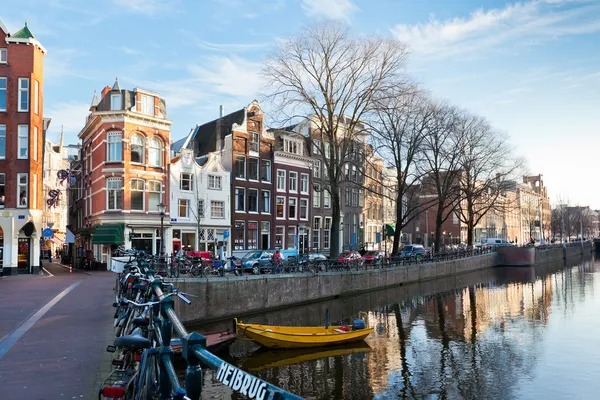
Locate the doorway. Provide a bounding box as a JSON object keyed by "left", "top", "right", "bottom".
{"left": 17, "top": 237, "right": 30, "bottom": 271}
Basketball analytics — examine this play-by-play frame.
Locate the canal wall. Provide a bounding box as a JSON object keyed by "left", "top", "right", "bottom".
{"left": 534, "top": 242, "right": 593, "bottom": 263}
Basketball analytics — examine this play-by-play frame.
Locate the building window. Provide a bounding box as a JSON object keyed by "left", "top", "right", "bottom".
{"left": 0, "top": 78, "right": 5, "bottom": 111}
{"left": 178, "top": 199, "right": 189, "bottom": 218}
{"left": 345, "top": 187, "right": 350, "bottom": 206}
{"left": 148, "top": 138, "right": 162, "bottom": 167}
{"left": 18, "top": 125, "right": 28, "bottom": 159}
{"left": 107, "top": 178, "right": 123, "bottom": 210}
{"left": 352, "top": 189, "right": 359, "bottom": 207}
{"left": 261, "top": 190, "right": 271, "bottom": 213}
{"left": 277, "top": 170, "right": 286, "bottom": 191}
{"left": 108, "top": 133, "right": 122, "bottom": 161}
{"left": 111, "top": 93, "right": 122, "bottom": 110}
{"left": 287, "top": 226, "right": 297, "bottom": 249}
{"left": 198, "top": 199, "right": 205, "bottom": 218}
{"left": 313, "top": 183, "right": 321, "bottom": 208}
{"left": 18, "top": 78, "right": 29, "bottom": 112}
{"left": 33, "top": 126, "right": 38, "bottom": 161}
{"left": 312, "top": 217, "right": 321, "bottom": 249}
{"left": 0, "top": 173, "right": 5, "bottom": 208}
{"left": 17, "top": 173, "right": 28, "bottom": 207}
{"left": 248, "top": 158, "right": 259, "bottom": 181}
{"left": 211, "top": 201, "right": 224, "bottom": 218}
{"left": 131, "top": 134, "right": 145, "bottom": 163}
{"left": 285, "top": 139, "right": 301, "bottom": 155}
{"left": 276, "top": 196, "right": 285, "bottom": 219}
{"left": 300, "top": 174, "right": 309, "bottom": 194}
{"left": 208, "top": 175, "right": 221, "bottom": 190}
{"left": 359, "top": 189, "right": 364, "bottom": 207}
{"left": 300, "top": 199, "right": 308, "bottom": 220}
{"left": 130, "top": 179, "right": 145, "bottom": 211}
{"left": 34, "top": 80, "right": 39, "bottom": 115}
{"left": 324, "top": 188, "right": 331, "bottom": 208}
{"left": 235, "top": 156, "right": 246, "bottom": 179}
{"left": 234, "top": 221, "right": 245, "bottom": 250}
{"left": 248, "top": 189, "right": 259, "bottom": 213}
{"left": 141, "top": 94, "right": 154, "bottom": 115}
{"left": 180, "top": 173, "right": 193, "bottom": 191}
{"left": 324, "top": 217, "right": 332, "bottom": 249}
{"left": 275, "top": 226, "right": 284, "bottom": 248}
{"left": 250, "top": 131, "right": 259, "bottom": 152}
{"left": 289, "top": 172, "right": 298, "bottom": 193}
{"left": 247, "top": 222, "right": 258, "bottom": 250}
{"left": 0, "top": 48, "right": 6, "bottom": 64}
{"left": 235, "top": 187, "right": 245, "bottom": 212}
{"left": 261, "top": 160, "right": 271, "bottom": 182}
{"left": 0, "top": 124, "right": 5, "bottom": 159}
{"left": 148, "top": 181, "right": 162, "bottom": 211}
{"left": 313, "top": 160, "right": 321, "bottom": 178}
{"left": 288, "top": 198, "right": 297, "bottom": 219}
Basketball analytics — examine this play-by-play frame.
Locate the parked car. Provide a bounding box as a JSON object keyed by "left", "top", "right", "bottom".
{"left": 362, "top": 251, "right": 386, "bottom": 264}
{"left": 483, "top": 238, "right": 513, "bottom": 248}
{"left": 299, "top": 252, "right": 328, "bottom": 270}
{"left": 400, "top": 244, "right": 426, "bottom": 259}
{"left": 241, "top": 249, "right": 298, "bottom": 274}
{"left": 337, "top": 251, "right": 363, "bottom": 265}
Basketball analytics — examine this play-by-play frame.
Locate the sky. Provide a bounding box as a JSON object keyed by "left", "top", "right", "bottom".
{"left": 1, "top": 0, "right": 599, "bottom": 207}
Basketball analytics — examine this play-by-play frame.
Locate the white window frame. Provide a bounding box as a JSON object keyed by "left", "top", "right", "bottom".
{"left": 180, "top": 173, "right": 193, "bottom": 191}
{"left": 300, "top": 174, "right": 309, "bottom": 194}
{"left": 248, "top": 157, "right": 259, "bottom": 181}
{"left": 0, "top": 173, "right": 5, "bottom": 209}
{"left": 106, "top": 178, "right": 123, "bottom": 210}
{"left": 324, "top": 188, "right": 331, "bottom": 208}
{"left": 275, "top": 226, "right": 285, "bottom": 249}
{"left": 211, "top": 201, "right": 225, "bottom": 218}
{"left": 261, "top": 190, "right": 271, "bottom": 214}
{"left": 148, "top": 180, "right": 162, "bottom": 211}
{"left": 111, "top": 93, "right": 122, "bottom": 110}
{"left": 313, "top": 160, "right": 321, "bottom": 178}
{"left": 148, "top": 138, "right": 162, "bottom": 167}
{"left": 130, "top": 134, "right": 145, "bottom": 164}
{"left": 0, "top": 124, "right": 5, "bottom": 159}
{"left": 178, "top": 199, "right": 190, "bottom": 218}
{"left": 0, "top": 48, "right": 6, "bottom": 64}
{"left": 141, "top": 94, "right": 154, "bottom": 115}
{"left": 208, "top": 175, "right": 222, "bottom": 190}
{"left": 18, "top": 78, "right": 29, "bottom": 112}
{"left": 261, "top": 160, "right": 271, "bottom": 183}
{"left": 130, "top": 178, "right": 145, "bottom": 211}
{"left": 107, "top": 132, "right": 123, "bottom": 162}
{"left": 17, "top": 173, "right": 28, "bottom": 208}
{"left": 235, "top": 187, "right": 246, "bottom": 212}
{"left": 289, "top": 171, "right": 298, "bottom": 193}
{"left": 324, "top": 217, "right": 332, "bottom": 249}
{"left": 18, "top": 125, "right": 28, "bottom": 159}
{"left": 276, "top": 196, "right": 286, "bottom": 219}
{"left": 300, "top": 198, "right": 309, "bottom": 220}
{"left": 312, "top": 217, "right": 321, "bottom": 250}
{"left": 313, "top": 183, "right": 321, "bottom": 208}
{"left": 286, "top": 226, "right": 297, "bottom": 249}
{"left": 198, "top": 199, "right": 205, "bottom": 218}
{"left": 235, "top": 155, "right": 246, "bottom": 179}
{"left": 0, "top": 77, "right": 6, "bottom": 111}
{"left": 34, "top": 80, "right": 39, "bottom": 115}
{"left": 277, "top": 170, "right": 286, "bottom": 192}
{"left": 288, "top": 197, "right": 298, "bottom": 220}
{"left": 248, "top": 188, "right": 259, "bottom": 213}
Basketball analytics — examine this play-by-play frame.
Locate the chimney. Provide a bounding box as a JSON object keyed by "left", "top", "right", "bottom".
{"left": 219, "top": 105, "right": 225, "bottom": 118}
{"left": 101, "top": 85, "right": 112, "bottom": 98}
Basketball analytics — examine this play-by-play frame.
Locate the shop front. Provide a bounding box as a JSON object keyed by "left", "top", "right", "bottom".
{"left": 92, "top": 223, "right": 125, "bottom": 269}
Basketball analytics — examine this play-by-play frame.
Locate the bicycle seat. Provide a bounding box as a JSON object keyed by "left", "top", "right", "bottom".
{"left": 132, "top": 316, "right": 149, "bottom": 327}
{"left": 114, "top": 328, "right": 150, "bottom": 350}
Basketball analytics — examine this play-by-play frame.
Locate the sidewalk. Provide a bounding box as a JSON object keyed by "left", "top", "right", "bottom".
{"left": 0, "top": 264, "right": 116, "bottom": 399}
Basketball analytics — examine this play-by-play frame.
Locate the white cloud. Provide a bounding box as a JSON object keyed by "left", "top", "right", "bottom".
{"left": 301, "top": 0, "right": 357, "bottom": 21}
{"left": 391, "top": 0, "right": 600, "bottom": 59}
{"left": 44, "top": 101, "right": 91, "bottom": 143}
{"left": 112, "top": 0, "right": 177, "bottom": 16}
{"left": 197, "top": 40, "right": 271, "bottom": 52}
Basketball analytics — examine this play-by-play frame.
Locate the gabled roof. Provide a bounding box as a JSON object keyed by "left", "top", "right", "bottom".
{"left": 191, "top": 108, "right": 245, "bottom": 141}
{"left": 112, "top": 77, "right": 121, "bottom": 91}
{"left": 11, "top": 21, "right": 35, "bottom": 39}
{"left": 0, "top": 20, "right": 9, "bottom": 35}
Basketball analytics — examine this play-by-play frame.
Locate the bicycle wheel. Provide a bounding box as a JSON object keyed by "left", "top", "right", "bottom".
{"left": 134, "top": 350, "right": 159, "bottom": 400}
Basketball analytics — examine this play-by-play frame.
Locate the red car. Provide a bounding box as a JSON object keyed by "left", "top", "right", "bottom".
{"left": 362, "top": 251, "right": 386, "bottom": 264}
{"left": 337, "top": 251, "right": 363, "bottom": 265}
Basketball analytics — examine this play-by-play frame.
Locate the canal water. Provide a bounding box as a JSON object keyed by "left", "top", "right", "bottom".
{"left": 183, "top": 255, "right": 600, "bottom": 399}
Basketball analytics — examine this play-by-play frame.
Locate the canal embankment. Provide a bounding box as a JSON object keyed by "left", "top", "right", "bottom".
{"left": 170, "top": 242, "right": 593, "bottom": 325}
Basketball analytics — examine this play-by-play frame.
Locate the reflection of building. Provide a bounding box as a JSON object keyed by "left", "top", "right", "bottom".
{"left": 0, "top": 21, "right": 46, "bottom": 275}
{"left": 77, "top": 80, "right": 172, "bottom": 267}
{"left": 169, "top": 148, "right": 231, "bottom": 257}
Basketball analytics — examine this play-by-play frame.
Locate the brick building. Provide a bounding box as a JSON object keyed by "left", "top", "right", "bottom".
{"left": 77, "top": 80, "right": 172, "bottom": 268}
{"left": 0, "top": 21, "right": 46, "bottom": 275}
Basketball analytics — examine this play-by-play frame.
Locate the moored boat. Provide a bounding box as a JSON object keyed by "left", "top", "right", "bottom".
{"left": 235, "top": 313, "right": 373, "bottom": 349}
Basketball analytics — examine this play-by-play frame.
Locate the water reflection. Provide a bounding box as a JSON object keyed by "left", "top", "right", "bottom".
{"left": 186, "top": 256, "right": 600, "bottom": 399}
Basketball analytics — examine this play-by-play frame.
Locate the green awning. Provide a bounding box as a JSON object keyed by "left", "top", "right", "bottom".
{"left": 385, "top": 223, "right": 396, "bottom": 237}
{"left": 92, "top": 224, "right": 124, "bottom": 245}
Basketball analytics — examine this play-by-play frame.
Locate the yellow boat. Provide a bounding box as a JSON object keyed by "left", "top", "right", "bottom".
{"left": 234, "top": 313, "right": 373, "bottom": 349}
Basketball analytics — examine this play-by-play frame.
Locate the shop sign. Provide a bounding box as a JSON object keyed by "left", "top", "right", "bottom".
{"left": 18, "top": 215, "right": 25, "bottom": 220}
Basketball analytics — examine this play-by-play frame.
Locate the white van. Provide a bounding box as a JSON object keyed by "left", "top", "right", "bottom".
{"left": 483, "top": 238, "right": 513, "bottom": 247}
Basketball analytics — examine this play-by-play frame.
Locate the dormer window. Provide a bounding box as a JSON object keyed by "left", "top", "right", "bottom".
{"left": 141, "top": 94, "right": 154, "bottom": 115}
{"left": 111, "top": 93, "right": 122, "bottom": 110}
{"left": 284, "top": 139, "right": 302, "bottom": 155}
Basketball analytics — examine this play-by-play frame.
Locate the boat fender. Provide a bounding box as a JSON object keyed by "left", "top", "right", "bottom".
{"left": 352, "top": 319, "right": 366, "bottom": 331}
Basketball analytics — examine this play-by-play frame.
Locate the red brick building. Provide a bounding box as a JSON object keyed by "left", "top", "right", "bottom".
{"left": 0, "top": 21, "right": 46, "bottom": 275}
{"left": 77, "top": 80, "right": 172, "bottom": 268}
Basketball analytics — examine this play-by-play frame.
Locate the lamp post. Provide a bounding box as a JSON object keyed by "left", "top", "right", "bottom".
{"left": 158, "top": 202, "right": 166, "bottom": 257}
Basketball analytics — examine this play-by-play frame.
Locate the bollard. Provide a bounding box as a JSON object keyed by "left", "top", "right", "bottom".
{"left": 69, "top": 264, "right": 72, "bottom": 275}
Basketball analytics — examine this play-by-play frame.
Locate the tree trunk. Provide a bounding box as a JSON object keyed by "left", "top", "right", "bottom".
{"left": 435, "top": 209, "right": 444, "bottom": 253}
{"left": 330, "top": 183, "right": 341, "bottom": 258}
{"left": 467, "top": 222, "right": 474, "bottom": 246}
{"left": 392, "top": 191, "right": 404, "bottom": 255}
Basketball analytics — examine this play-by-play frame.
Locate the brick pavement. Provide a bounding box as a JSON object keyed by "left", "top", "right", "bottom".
{"left": 0, "top": 264, "right": 116, "bottom": 399}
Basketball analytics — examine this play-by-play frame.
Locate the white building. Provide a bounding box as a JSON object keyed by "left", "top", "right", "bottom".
{"left": 169, "top": 148, "right": 231, "bottom": 258}
{"left": 42, "top": 133, "right": 69, "bottom": 255}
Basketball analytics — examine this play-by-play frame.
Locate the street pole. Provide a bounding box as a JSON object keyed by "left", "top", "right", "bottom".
{"left": 580, "top": 208, "right": 584, "bottom": 248}
{"left": 538, "top": 198, "right": 545, "bottom": 245}
{"left": 158, "top": 202, "right": 167, "bottom": 257}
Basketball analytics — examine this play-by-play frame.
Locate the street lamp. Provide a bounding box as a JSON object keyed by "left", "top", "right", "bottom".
{"left": 158, "top": 202, "right": 166, "bottom": 257}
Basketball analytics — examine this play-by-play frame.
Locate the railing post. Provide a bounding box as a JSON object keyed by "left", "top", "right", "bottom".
{"left": 181, "top": 332, "right": 206, "bottom": 400}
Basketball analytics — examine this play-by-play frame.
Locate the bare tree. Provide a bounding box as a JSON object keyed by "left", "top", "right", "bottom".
{"left": 520, "top": 195, "right": 538, "bottom": 244}
{"left": 369, "top": 88, "right": 437, "bottom": 254}
{"left": 454, "top": 114, "right": 523, "bottom": 246}
{"left": 421, "top": 103, "right": 464, "bottom": 252}
{"left": 262, "top": 21, "right": 409, "bottom": 257}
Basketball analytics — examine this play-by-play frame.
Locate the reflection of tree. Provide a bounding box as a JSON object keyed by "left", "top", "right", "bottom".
{"left": 392, "top": 303, "right": 417, "bottom": 399}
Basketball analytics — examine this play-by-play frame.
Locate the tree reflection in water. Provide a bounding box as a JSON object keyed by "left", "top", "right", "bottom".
{"left": 184, "top": 256, "right": 597, "bottom": 399}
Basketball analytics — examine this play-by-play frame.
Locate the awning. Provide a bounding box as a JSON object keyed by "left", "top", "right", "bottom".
{"left": 385, "top": 223, "right": 396, "bottom": 237}
{"left": 51, "top": 236, "right": 64, "bottom": 246}
{"left": 92, "top": 224, "right": 125, "bottom": 245}
{"left": 66, "top": 228, "right": 75, "bottom": 244}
